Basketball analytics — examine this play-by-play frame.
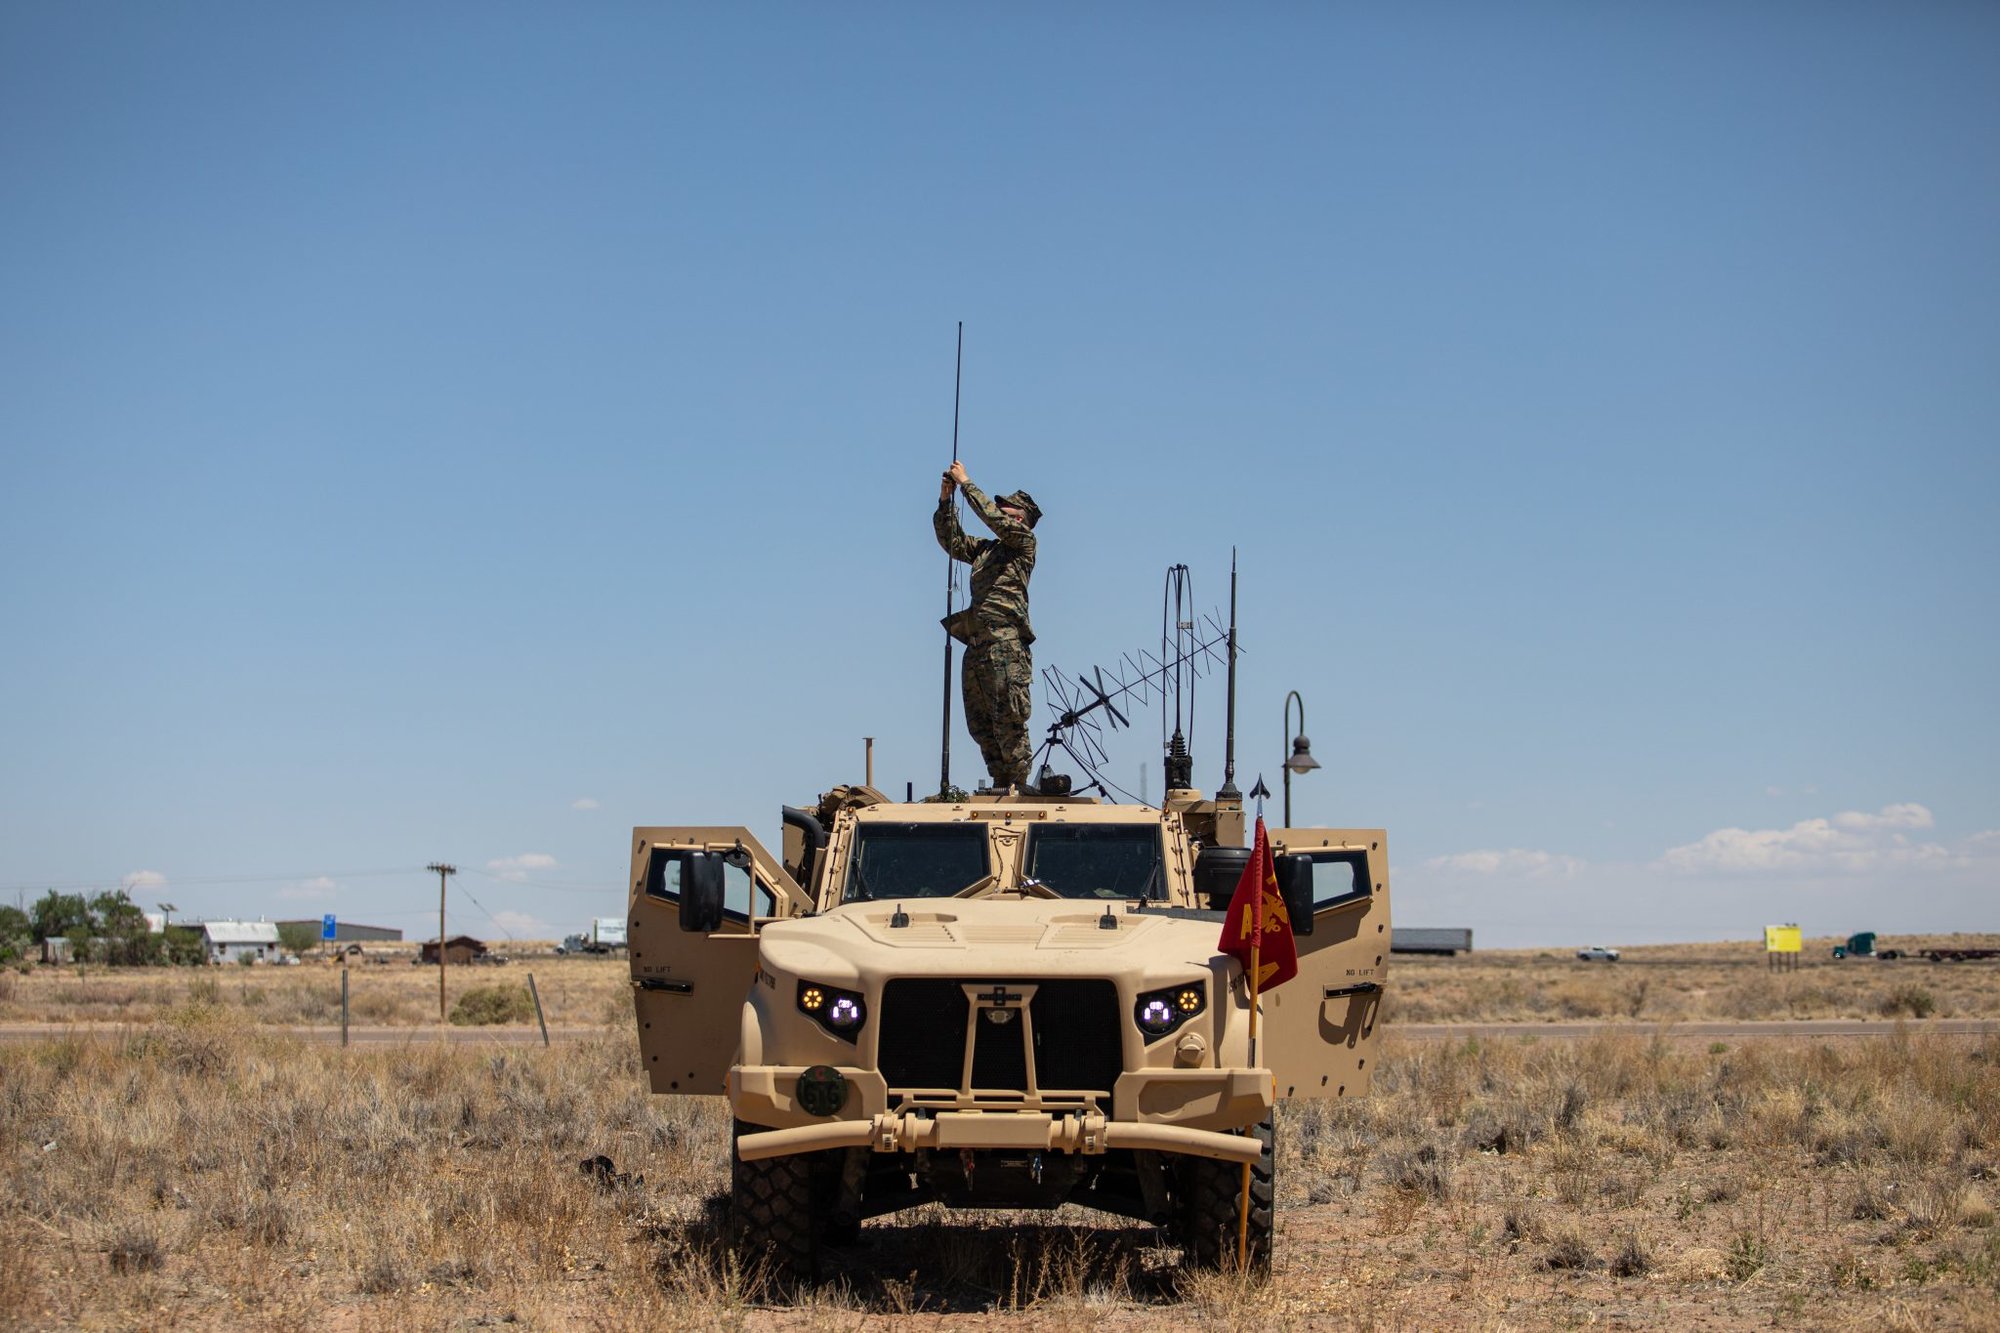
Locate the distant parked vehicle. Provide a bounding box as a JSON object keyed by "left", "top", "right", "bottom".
{"left": 1831, "top": 932, "right": 1904, "bottom": 960}
{"left": 1576, "top": 945, "right": 1620, "bottom": 962}
{"left": 557, "top": 918, "right": 627, "bottom": 955}
{"left": 1391, "top": 927, "right": 1473, "bottom": 956}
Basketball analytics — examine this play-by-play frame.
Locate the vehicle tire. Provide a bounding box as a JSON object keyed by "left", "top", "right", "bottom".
{"left": 729, "top": 1122, "right": 833, "bottom": 1281}
{"left": 1176, "top": 1114, "right": 1275, "bottom": 1273}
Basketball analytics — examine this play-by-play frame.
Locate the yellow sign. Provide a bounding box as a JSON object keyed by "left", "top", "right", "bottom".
{"left": 1764, "top": 925, "right": 1802, "bottom": 954}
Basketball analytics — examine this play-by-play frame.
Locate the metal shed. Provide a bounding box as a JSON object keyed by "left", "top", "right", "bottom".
{"left": 198, "top": 921, "right": 282, "bottom": 964}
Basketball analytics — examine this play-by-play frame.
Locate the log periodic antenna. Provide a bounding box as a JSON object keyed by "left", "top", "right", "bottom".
{"left": 1032, "top": 574, "right": 1235, "bottom": 801}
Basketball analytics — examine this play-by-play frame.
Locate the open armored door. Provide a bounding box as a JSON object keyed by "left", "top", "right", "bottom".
{"left": 629, "top": 826, "right": 811, "bottom": 1095}
{"left": 1258, "top": 828, "right": 1391, "bottom": 1100}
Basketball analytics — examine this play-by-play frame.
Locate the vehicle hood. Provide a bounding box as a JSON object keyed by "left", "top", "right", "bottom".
{"left": 755, "top": 897, "right": 1222, "bottom": 983}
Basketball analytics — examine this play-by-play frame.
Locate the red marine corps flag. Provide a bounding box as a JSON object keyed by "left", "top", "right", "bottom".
{"left": 1218, "top": 816, "right": 1299, "bottom": 993}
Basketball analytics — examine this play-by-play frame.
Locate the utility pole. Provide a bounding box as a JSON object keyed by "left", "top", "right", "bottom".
{"left": 427, "top": 862, "right": 456, "bottom": 1022}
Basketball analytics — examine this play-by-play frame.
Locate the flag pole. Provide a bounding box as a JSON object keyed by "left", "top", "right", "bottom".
{"left": 1237, "top": 832, "right": 1264, "bottom": 1272}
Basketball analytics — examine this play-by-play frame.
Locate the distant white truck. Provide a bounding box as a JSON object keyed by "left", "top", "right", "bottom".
{"left": 560, "top": 917, "right": 628, "bottom": 955}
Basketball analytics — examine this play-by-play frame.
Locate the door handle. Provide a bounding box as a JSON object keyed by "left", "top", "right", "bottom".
{"left": 1322, "top": 981, "right": 1380, "bottom": 1000}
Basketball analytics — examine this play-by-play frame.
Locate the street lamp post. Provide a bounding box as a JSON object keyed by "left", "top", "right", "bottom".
{"left": 1282, "top": 690, "right": 1321, "bottom": 826}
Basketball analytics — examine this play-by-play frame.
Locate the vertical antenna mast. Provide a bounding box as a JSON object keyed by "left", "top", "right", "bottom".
{"left": 1162, "top": 564, "right": 1195, "bottom": 793}
{"left": 1218, "top": 548, "right": 1240, "bottom": 800}
{"left": 938, "top": 322, "right": 963, "bottom": 797}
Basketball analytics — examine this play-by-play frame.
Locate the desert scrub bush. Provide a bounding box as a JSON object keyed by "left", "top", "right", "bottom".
{"left": 1726, "top": 1228, "right": 1770, "bottom": 1281}
{"left": 103, "top": 1220, "right": 167, "bottom": 1274}
{"left": 1610, "top": 1229, "right": 1654, "bottom": 1276}
{"left": 1881, "top": 984, "right": 1938, "bottom": 1019}
{"left": 131, "top": 1000, "right": 245, "bottom": 1076}
{"left": 1541, "top": 1221, "right": 1600, "bottom": 1271}
{"left": 1380, "top": 1140, "right": 1454, "bottom": 1200}
{"left": 450, "top": 983, "right": 535, "bottom": 1026}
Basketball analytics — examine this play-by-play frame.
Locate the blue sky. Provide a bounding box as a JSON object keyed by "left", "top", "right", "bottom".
{"left": 3, "top": 4, "right": 1995, "bottom": 948}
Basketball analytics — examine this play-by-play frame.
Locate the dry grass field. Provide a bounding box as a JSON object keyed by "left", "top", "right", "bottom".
{"left": 4, "top": 933, "right": 1996, "bottom": 1032}
{"left": 1386, "top": 935, "right": 2000, "bottom": 1026}
{"left": 0, "top": 951, "right": 636, "bottom": 1030}
{"left": 3, "top": 990, "right": 1998, "bottom": 1329}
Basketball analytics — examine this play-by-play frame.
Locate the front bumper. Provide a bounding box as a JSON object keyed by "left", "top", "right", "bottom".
{"left": 733, "top": 1064, "right": 1273, "bottom": 1131}
{"left": 735, "top": 1107, "right": 1267, "bottom": 1165}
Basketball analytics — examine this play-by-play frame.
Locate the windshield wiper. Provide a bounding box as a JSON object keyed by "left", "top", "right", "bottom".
{"left": 951, "top": 872, "right": 1000, "bottom": 899}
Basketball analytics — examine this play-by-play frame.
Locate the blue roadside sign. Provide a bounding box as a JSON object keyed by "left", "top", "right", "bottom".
{"left": 321, "top": 914, "right": 337, "bottom": 941}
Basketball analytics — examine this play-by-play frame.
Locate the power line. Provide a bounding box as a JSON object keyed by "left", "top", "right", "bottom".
{"left": 459, "top": 867, "right": 619, "bottom": 894}
{"left": 456, "top": 883, "right": 516, "bottom": 942}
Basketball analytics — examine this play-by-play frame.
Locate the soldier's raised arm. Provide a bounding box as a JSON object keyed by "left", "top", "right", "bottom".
{"left": 934, "top": 465, "right": 982, "bottom": 562}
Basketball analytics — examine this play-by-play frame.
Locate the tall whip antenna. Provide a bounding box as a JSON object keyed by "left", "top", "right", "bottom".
{"left": 938, "top": 322, "right": 964, "bottom": 797}
{"left": 1219, "top": 548, "right": 1241, "bottom": 800}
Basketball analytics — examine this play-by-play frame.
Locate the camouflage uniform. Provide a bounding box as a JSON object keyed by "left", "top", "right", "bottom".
{"left": 935, "top": 480, "right": 1039, "bottom": 790}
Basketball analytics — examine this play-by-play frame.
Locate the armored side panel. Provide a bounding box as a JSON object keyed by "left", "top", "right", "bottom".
{"left": 1262, "top": 828, "right": 1390, "bottom": 1100}
{"left": 628, "top": 826, "right": 808, "bottom": 1096}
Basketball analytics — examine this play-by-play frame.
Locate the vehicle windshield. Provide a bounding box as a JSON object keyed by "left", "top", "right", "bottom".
{"left": 842, "top": 823, "right": 991, "bottom": 901}
{"left": 1023, "top": 824, "right": 1164, "bottom": 900}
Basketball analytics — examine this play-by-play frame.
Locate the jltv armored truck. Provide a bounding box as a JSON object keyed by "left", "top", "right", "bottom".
{"left": 629, "top": 783, "right": 1389, "bottom": 1272}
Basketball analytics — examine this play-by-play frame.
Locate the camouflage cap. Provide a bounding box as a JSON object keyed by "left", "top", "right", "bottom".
{"left": 998, "top": 490, "right": 1042, "bottom": 527}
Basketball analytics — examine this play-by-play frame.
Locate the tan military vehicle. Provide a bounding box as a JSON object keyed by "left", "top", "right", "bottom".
{"left": 629, "top": 783, "right": 1389, "bottom": 1273}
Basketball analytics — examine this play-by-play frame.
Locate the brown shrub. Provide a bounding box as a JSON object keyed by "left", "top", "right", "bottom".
{"left": 449, "top": 983, "right": 535, "bottom": 1026}
{"left": 1881, "top": 984, "right": 1938, "bottom": 1019}
{"left": 1542, "top": 1221, "right": 1600, "bottom": 1271}
{"left": 1610, "top": 1230, "right": 1653, "bottom": 1276}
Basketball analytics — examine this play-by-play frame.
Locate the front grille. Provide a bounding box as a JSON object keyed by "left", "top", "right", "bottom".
{"left": 971, "top": 1012, "right": 1028, "bottom": 1090}
{"left": 879, "top": 979, "right": 968, "bottom": 1091}
{"left": 1029, "top": 980, "right": 1122, "bottom": 1094}
{"left": 878, "top": 978, "right": 1124, "bottom": 1096}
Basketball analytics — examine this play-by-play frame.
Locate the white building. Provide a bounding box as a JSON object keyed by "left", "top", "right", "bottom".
{"left": 197, "top": 920, "right": 282, "bottom": 964}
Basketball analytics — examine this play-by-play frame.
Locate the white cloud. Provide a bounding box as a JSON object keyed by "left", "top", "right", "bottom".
{"left": 122, "top": 869, "right": 166, "bottom": 891}
{"left": 1832, "top": 803, "right": 1933, "bottom": 832}
{"left": 1656, "top": 802, "right": 1955, "bottom": 875}
{"left": 571, "top": 797, "right": 600, "bottom": 811}
{"left": 490, "top": 909, "right": 553, "bottom": 939}
{"left": 486, "top": 853, "right": 558, "bottom": 882}
{"left": 1965, "top": 830, "right": 2000, "bottom": 858}
{"left": 1422, "top": 848, "right": 1586, "bottom": 879}
{"left": 277, "top": 876, "right": 338, "bottom": 901}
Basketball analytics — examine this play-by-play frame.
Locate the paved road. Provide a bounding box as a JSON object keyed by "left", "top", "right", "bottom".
{"left": 0, "top": 1023, "right": 606, "bottom": 1045}
{"left": 0, "top": 1018, "right": 1991, "bottom": 1045}
{"left": 1393, "top": 1018, "right": 1997, "bottom": 1041}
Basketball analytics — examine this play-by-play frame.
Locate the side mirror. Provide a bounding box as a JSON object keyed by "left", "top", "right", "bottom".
{"left": 1275, "top": 854, "right": 1315, "bottom": 937}
{"left": 679, "top": 852, "right": 727, "bottom": 933}
{"left": 1192, "top": 845, "right": 1254, "bottom": 912}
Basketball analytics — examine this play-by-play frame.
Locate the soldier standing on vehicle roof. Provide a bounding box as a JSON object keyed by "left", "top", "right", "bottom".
{"left": 935, "top": 459, "right": 1040, "bottom": 791}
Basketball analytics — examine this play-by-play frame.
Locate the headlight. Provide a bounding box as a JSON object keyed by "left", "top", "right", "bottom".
{"left": 797, "top": 979, "right": 867, "bottom": 1043}
{"left": 1134, "top": 982, "right": 1205, "bottom": 1039}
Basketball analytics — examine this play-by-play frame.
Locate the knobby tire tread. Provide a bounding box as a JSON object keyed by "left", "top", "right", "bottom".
{"left": 730, "top": 1122, "right": 825, "bottom": 1281}
{"left": 1178, "top": 1114, "right": 1276, "bottom": 1273}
